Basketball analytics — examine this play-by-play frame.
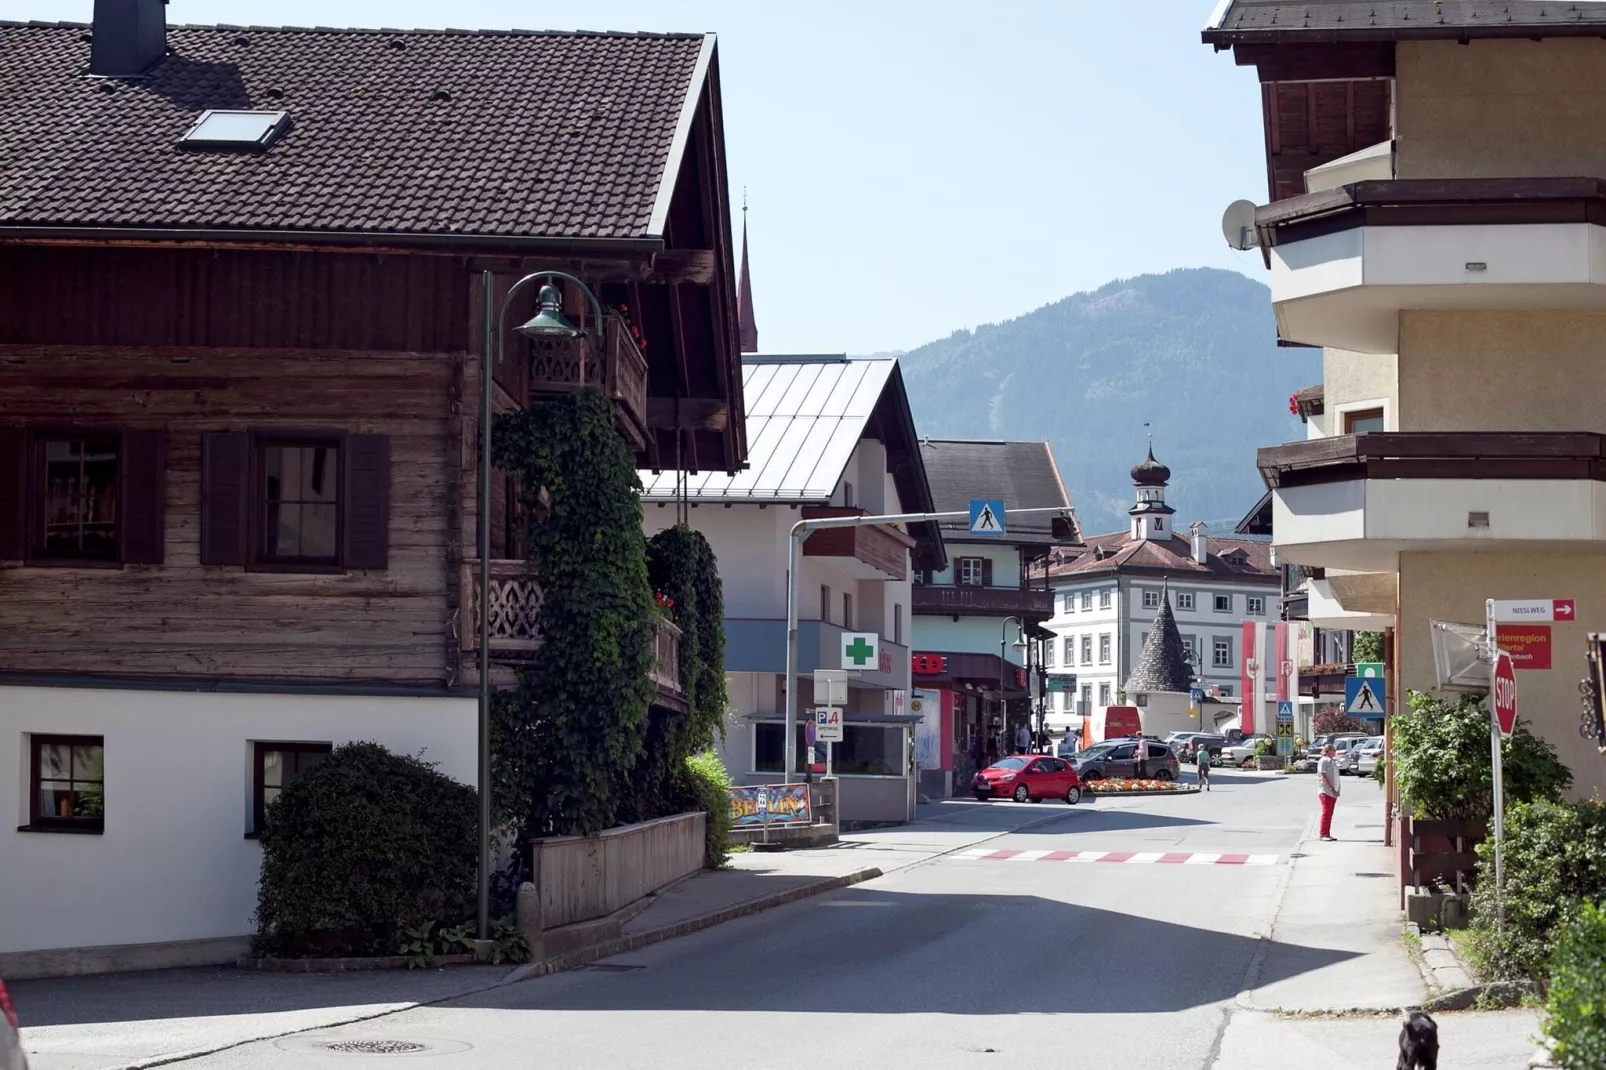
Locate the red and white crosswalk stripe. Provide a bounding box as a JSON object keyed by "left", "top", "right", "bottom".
{"left": 953, "top": 848, "right": 1279, "bottom": 865}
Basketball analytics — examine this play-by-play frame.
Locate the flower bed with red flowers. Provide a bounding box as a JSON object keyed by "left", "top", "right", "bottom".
{"left": 1083, "top": 778, "right": 1199, "bottom": 796}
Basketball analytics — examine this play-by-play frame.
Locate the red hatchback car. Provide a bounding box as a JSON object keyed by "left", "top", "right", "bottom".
{"left": 972, "top": 755, "right": 1083, "bottom": 805}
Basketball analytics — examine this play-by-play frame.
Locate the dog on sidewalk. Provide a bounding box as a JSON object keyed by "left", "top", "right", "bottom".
{"left": 1397, "top": 1011, "right": 1439, "bottom": 1070}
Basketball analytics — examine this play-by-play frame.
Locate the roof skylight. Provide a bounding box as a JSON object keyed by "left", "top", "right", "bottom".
{"left": 178, "top": 109, "right": 289, "bottom": 151}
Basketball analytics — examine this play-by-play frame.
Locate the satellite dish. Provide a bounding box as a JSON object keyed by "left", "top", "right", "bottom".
{"left": 1221, "top": 199, "right": 1260, "bottom": 251}
{"left": 1431, "top": 619, "right": 1490, "bottom": 693}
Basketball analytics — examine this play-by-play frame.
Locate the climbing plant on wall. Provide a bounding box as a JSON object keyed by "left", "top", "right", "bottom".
{"left": 490, "top": 389, "right": 655, "bottom": 839}
{"left": 627, "top": 525, "right": 728, "bottom": 819}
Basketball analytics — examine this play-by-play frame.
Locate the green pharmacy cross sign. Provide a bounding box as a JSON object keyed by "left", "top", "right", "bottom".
{"left": 841, "top": 632, "right": 879, "bottom": 669}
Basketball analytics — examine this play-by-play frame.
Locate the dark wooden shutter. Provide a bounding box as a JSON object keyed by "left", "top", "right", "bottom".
{"left": 122, "top": 429, "right": 166, "bottom": 565}
{"left": 343, "top": 435, "right": 390, "bottom": 570}
{"left": 981, "top": 558, "right": 993, "bottom": 586}
{"left": 201, "top": 431, "right": 250, "bottom": 566}
{"left": 0, "top": 427, "right": 25, "bottom": 561}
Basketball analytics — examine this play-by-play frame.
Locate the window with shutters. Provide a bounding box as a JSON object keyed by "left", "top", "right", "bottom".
{"left": 200, "top": 430, "right": 388, "bottom": 572}
{"left": 958, "top": 557, "right": 985, "bottom": 586}
{"left": 258, "top": 439, "right": 340, "bottom": 565}
{"left": 0, "top": 426, "right": 167, "bottom": 567}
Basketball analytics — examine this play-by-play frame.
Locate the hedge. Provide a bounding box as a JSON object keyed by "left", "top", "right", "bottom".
{"left": 252, "top": 742, "right": 478, "bottom": 957}
{"left": 1542, "top": 899, "right": 1606, "bottom": 1070}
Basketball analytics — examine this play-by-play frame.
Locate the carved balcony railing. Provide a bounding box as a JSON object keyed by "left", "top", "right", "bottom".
{"left": 524, "top": 314, "right": 649, "bottom": 451}
{"left": 460, "top": 559, "right": 543, "bottom": 660}
{"left": 651, "top": 615, "right": 687, "bottom": 713}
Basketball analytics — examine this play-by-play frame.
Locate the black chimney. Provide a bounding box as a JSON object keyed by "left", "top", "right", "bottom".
{"left": 89, "top": 0, "right": 168, "bottom": 77}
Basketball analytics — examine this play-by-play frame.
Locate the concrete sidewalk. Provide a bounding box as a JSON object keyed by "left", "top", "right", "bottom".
{"left": 1242, "top": 779, "right": 1427, "bottom": 1012}
{"left": 1215, "top": 1008, "right": 1543, "bottom": 1070}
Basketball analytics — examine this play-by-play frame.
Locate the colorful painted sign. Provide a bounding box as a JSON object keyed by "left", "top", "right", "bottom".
{"left": 728, "top": 784, "right": 811, "bottom": 826}
{"left": 1496, "top": 624, "right": 1553, "bottom": 670}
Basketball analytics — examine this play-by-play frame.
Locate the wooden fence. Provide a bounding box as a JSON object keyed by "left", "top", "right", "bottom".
{"left": 530, "top": 812, "right": 706, "bottom": 930}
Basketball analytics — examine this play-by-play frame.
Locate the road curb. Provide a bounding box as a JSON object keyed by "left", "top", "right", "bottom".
{"left": 1234, "top": 808, "right": 1318, "bottom": 1012}
{"left": 505, "top": 865, "right": 884, "bottom": 981}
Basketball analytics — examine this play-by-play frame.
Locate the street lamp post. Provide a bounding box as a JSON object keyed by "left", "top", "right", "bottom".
{"left": 1000, "top": 615, "right": 1026, "bottom": 754}
{"left": 476, "top": 269, "right": 604, "bottom": 942}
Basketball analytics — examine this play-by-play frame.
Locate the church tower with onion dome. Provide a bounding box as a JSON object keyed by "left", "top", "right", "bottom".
{"left": 1128, "top": 444, "right": 1175, "bottom": 542}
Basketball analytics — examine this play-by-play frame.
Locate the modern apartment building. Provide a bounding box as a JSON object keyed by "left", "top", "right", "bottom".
{"left": 1205, "top": 0, "right": 1606, "bottom": 792}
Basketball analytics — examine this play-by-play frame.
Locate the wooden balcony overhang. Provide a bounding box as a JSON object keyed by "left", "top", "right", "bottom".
{"left": 911, "top": 584, "right": 1055, "bottom": 620}
{"left": 800, "top": 507, "right": 915, "bottom": 581}
{"left": 1256, "top": 178, "right": 1606, "bottom": 249}
{"left": 1259, "top": 432, "right": 1606, "bottom": 490}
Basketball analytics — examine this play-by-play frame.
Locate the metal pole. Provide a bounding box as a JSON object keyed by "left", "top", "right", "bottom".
{"left": 477, "top": 271, "right": 493, "bottom": 942}
{"left": 1487, "top": 598, "right": 1505, "bottom": 916}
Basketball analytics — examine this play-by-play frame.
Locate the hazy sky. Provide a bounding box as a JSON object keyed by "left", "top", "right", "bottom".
{"left": 20, "top": 1, "right": 1269, "bottom": 354}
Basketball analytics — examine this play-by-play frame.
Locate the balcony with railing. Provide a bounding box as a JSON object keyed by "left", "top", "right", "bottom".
{"left": 912, "top": 583, "right": 1055, "bottom": 619}
{"left": 801, "top": 507, "right": 915, "bottom": 581}
{"left": 460, "top": 559, "right": 684, "bottom": 709}
{"left": 521, "top": 313, "right": 650, "bottom": 450}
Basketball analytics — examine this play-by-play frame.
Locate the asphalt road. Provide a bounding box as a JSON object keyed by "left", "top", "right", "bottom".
{"left": 162, "top": 771, "right": 1323, "bottom": 1070}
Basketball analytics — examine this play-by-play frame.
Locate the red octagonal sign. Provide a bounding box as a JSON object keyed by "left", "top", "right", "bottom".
{"left": 1493, "top": 650, "right": 1519, "bottom": 737}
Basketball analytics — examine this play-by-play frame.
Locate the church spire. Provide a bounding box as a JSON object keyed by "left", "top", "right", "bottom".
{"left": 737, "top": 192, "right": 758, "bottom": 354}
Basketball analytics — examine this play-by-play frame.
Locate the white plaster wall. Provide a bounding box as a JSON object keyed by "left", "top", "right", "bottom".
{"left": 0, "top": 686, "right": 475, "bottom": 955}
{"left": 644, "top": 504, "right": 789, "bottom": 619}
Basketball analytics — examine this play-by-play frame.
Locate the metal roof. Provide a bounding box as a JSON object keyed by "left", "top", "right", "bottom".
{"left": 640, "top": 355, "right": 897, "bottom": 502}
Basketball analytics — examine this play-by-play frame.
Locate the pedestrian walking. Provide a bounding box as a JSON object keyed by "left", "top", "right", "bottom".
{"left": 1317, "top": 743, "right": 1341, "bottom": 841}
{"left": 1133, "top": 737, "right": 1148, "bottom": 780}
{"left": 1196, "top": 744, "right": 1210, "bottom": 791}
{"left": 1015, "top": 723, "right": 1029, "bottom": 755}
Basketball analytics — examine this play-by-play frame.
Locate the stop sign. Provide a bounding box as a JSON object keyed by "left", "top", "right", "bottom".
{"left": 1493, "top": 650, "right": 1518, "bottom": 737}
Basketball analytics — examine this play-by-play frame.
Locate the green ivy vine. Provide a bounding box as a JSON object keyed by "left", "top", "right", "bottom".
{"left": 490, "top": 389, "right": 655, "bottom": 839}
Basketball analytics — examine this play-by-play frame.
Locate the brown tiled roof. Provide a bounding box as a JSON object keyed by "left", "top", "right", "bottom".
{"left": 0, "top": 22, "right": 708, "bottom": 241}
{"left": 1048, "top": 531, "right": 1275, "bottom": 580}
{"left": 1204, "top": 1, "right": 1606, "bottom": 45}
{"left": 919, "top": 439, "right": 1078, "bottom": 545}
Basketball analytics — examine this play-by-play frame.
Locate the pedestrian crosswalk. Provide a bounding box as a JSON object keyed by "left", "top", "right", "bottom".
{"left": 952, "top": 848, "right": 1279, "bottom": 865}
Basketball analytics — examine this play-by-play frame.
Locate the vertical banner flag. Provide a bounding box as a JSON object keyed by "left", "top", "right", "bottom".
{"left": 1241, "top": 619, "right": 1256, "bottom": 735}
{"left": 1274, "top": 621, "right": 1289, "bottom": 704}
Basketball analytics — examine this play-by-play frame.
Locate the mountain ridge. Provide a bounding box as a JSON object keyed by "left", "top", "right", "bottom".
{"left": 891, "top": 267, "right": 1316, "bottom": 535}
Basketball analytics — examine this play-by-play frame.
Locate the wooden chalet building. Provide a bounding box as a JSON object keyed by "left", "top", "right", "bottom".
{"left": 0, "top": 4, "right": 746, "bottom": 977}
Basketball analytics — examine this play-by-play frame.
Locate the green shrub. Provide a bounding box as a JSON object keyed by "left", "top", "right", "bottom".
{"left": 1352, "top": 631, "right": 1384, "bottom": 663}
{"left": 1394, "top": 690, "right": 1572, "bottom": 821}
{"left": 685, "top": 750, "right": 733, "bottom": 869}
{"left": 1252, "top": 737, "right": 1276, "bottom": 757}
{"left": 1465, "top": 799, "right": 1606, "bottom": 981}
{"left": 252, "top": 742, "right": 478, "bottom": 957}
{"left": 1542, "top": 899, "right": 1606, "bottom": 1069}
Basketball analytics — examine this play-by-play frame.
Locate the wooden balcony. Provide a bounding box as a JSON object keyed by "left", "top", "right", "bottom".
{"left": 460, "top": 558, "right": 684, "bottom": 710}
{"left": 801, "top": 507, "right": 915, "bottom": 581}
{"left": 523, "top": 314, "right": 650, "bottom": 451}
{"left": 912, "top": 584, "right": 1055, "bottom": 619}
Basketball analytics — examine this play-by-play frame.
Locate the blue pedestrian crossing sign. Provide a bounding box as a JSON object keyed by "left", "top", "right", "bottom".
{"left": 1276, "top": 700, "right": 1295, "bottom": 756}
{"left": 968, "top": 499, "right": 1006, "bottom": 537}
{"left": 1277, "top": 700, "right": 1294, "bottom": 720}
{"left": 1345, "top": 676, "right": 1386, "bottom": 717}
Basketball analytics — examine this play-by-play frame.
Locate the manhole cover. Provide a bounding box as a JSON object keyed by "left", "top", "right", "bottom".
{"left": 274, "top": 1036, "right": 472, "bottom": 1057}
{"left": 325, "top": 1042, "right": 428, "bottom": 1055}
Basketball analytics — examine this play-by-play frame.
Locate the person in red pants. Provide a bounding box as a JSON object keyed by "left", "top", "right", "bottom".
{"left": 1317, "top": 744, "right": 1341, "bottom": 841}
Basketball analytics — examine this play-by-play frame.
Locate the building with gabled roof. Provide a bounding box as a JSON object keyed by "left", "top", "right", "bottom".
{"left": 642, "top": 353, "right": 943, "bottom": 826}
{"left": 0, "top": 2, "right": 748, "bottom": 977}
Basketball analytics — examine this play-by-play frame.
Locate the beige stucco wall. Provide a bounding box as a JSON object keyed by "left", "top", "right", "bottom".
{"left": 1396, "top": 38, "right": 1606, "bottom": 179}
{"left": 1399, "top": 551, "right": 1605, "bottom": 800}
{"left": 1322, "top": 347, "right": 1398, "bottom": 433}
{"left": 1397, "top": 310, "right": 1606, "bottom": 433}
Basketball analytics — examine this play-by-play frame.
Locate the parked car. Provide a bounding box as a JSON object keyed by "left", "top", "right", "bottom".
{"left": 1304, "top": 731, "right": 1369, "bottom": 759}
{"left": 1333, "top": 735, "right": 1371, "bottom": 774}
{"left": 1221, "top": 735, "right": 1273, "bottom": 767}
{"left": 973, "top": 755, "right": 1084, "bottom": 805}
{"left": 1352, "top": 736, "right": 1385, "bottom": 776}
{"left": 1175, "top": 733, "right": 1228, "bottom": 766}
{"left": 1070, "top": 739, "right": 1181, "bottom": 782}
{"left": 1, "top": 978, "right": 27, "bottom": 1070}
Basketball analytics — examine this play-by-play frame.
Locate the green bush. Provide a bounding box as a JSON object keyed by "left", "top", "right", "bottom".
{"left": 685, "top": 750, "right": 733, "bottom": 869}
{"left": 1542, "top": 899, "right": 1606, "bottom": 1070}
{"left": 1465, "top": 800, "right": 1606, "bottom": 981}
{"left": 252, "top": 742, "right": 478, "bottom": 957}
{"left": 1394, "top": 690, "right": 1572, "bottom": 821}
{"left": 1352, "top": 631, "right": 1384, "bottom": 663}
{"left": 1252, "top": 737, "right": 1276, "bottom": 757}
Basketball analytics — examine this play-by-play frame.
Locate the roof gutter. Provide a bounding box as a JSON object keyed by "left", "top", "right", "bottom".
{"left": 0, "top": 224, "right": 664, "bottom": 258}
{"left": 1203, "top": 23, "right": 1606, "bottom": 47}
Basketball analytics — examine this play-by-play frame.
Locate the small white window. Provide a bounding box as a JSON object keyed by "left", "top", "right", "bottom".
{"left": 1098, "top": 682, "right": 1111, "bottom": 705}
{"left": 1063, "top": 636, "right": 1075, "bottom": 664}
{"left": 1213, "top": 636, "right": 1232, "bottom": 667}
{"left": 959, "top": 558, "right": 985, "bottom": 586}
{"left": 1080, "top": 591, "right": 1092, "bottom": 611}
{"left": 1219, "top": 684, "right": 1234, "bottom": 697}
{"left": 1142, "top": 589, "right": 1160, "bottom": 610}
{"left": 1177, "top": 592, "right": 1195, "bottom": 611}
{"left": 1043, "top": 641, "right": 1055, "bottom": 668}
{"left": 1214, "top": 594, "right": 1232, "bottom": 613}
{"left": 1080, "top": 635, "right": 1092, "bottom": 663}
{"left": 1099, "top": 588, "right": 1112, "bottom": 610}
{"left": 1098, "top": 633, "right": 1111, "bottom": 664}
{"left": 1064, "top": 592, "right": 1077, "bottom": 613}
{"left": 179, "top": 109, "right": 290, "bottom": 151}
{"left": 1247, "top": 596, "right": 1265, "bottom": 615}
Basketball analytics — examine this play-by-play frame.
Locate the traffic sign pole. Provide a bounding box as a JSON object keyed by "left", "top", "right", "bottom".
{"left": 1486, "top": 598, "right": 1505, "bottom": 917}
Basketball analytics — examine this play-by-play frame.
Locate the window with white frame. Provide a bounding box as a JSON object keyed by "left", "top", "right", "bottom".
{"left": 1177, "top": 592, "right": 1195, "bottom": 611}
{"left": 1080, "top": 591, "right": 1092, "bottom": 611}
{"left": 1142, "top": 589, "right": 1160, "bottom": 610}
{"left": 1182, "top": 635, "right": 1198, "bottom": 661}
{"left": 1219, "top": 684, "right": 1234, "bottom": 697}
{"left": 1214, "top": 593, "right": 1232, "bottom": 613}
{"left": 1247, "top": 596, "right": 1265, "bottom": 615}
{"left": 1098, "top": 633, "right": 1111, "bottom": 664}
{"left": 959, "top": 557, "right": 985, "bottom": 586}
{"left": 1098, "top": 682, "right": 1111, "bottom": 705}
{"left": 1081, "top": 635, "right": 1092, "bottom": 663}
{"left": 1043, "top": 641, "right": 1055, "bottom": 668}
{"left": 1099, "top": 588, "right": 1112, "bottom": 610}
{"left": 1080, "top": 684, "right": 1092, "bottom": 708}
{"left": 1063, "top": 636, "right": 1075, "bottom": 664}
{"left": 1213, "top": 636, "right": 1232, "bottom": 667}
{"left": 1064, "top": 592, "right": 1077, "bottom": 613}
